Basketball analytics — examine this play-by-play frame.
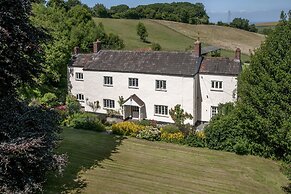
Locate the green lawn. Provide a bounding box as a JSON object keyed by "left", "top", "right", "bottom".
{"left": 44, "top": 128, "right": 288, "bottom": 193}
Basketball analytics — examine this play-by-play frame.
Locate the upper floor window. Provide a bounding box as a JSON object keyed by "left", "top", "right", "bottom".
{"left": 211, "top": 80, "right": 223, "bottom": 90}
{"left": 211, "top": 106, "right": 218, "bottom": 118}
{"left": 156, "top": 80, "right": 166, "bottom": 91}
{"left": 104, "top": 76, "right": 113, "bottom": 86}
{"left": 129, "top": 78, "right": 139, "bottom": 88}
{"left": 75, "top": 72, "right": 83, "bottom": 81}
{"left": 103, "top": 99, "right": 115, "bottom": 109}
{"left": 76, "top": 93, "right": 84, "bottom": 102}
{"left": 154, "top": 105, "right": 168, "bottom": 116}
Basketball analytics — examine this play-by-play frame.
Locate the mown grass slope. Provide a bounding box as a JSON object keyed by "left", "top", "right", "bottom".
{"left": 94, "top": 18, "right": 194, "bottom": 51}
{"left": 44, "top": 128, "right": 288, "bottom": 194}
{"left": 154, "top": 20, "right": 265, "bottom": 54}
{"left": 94, "top": 18, "right": 264, "bottom": 61}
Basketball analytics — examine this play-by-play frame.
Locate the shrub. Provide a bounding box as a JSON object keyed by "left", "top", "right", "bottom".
{"left": 151, "top": 42, "right": 161, "bottom": 51}
{"left": 111, "top": 121, "right": 145, "bottom": 136}
{"left": 183, "top": 131, "right": 206, "bottom": 147}
{"left": 161, "top": 132, "right": 184, "bottom": 143}
{"left": 234, "top": 139, "right": 249, "bottom": 155}
{"left": 39, "top": 92, "right": 58, "bottom": 107}
{"left": 67, "top": 113, "right": 105, "bottom": 132}
{"left": 137, "top": 119, "right": 157, "bottom": 127}
{"left": 136, "top": 127, "right": 161, "bottom": 141}
{"left": 66, "top": 94, "right": 81, "bottom": 115}
{"left": 160, "top": 124, "right": 180, "bottom": 134}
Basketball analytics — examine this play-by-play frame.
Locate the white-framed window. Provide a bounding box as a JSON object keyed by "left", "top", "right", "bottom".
{"left": 129, "top": 78, "right": 139, "bottom": 88}
{"left": 76, "top": 93, "right": 84, "bottom": 102}
{"left": 211, "top": 106, "right": 218, "bottom": 118}
{"left": 155, "top": 80, "right": 166, "bottom": 91}
{"left": 75, "top": 72, "right": 83, "bottom": 81}
{"left": 103, "top": 99, "right": 115, "bottom": 109}
{"left": 211, "top": 80, "right": 223, "bottom": 90}
{"left": 154, "top": 105, "right": 168, "bottom": 116}
{"left": 104, "top": 76, "right": 113, "bottom": 86}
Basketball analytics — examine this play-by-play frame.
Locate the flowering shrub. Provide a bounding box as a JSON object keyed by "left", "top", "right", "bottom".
{"left": 112, "top": 122, "right": 145, "bottom": 136}
{"left": 136, "top": 127, "right": 161, "bottom": 141}
{"left": 160, "top": 124, "right": 180, "bottom": 134}
{"left": 161, "top": 132, "right": 184, "bottom": 143}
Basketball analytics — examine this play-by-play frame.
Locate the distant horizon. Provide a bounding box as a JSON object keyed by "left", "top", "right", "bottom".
{"left": 81, "top": 0, "right": 290, "bottom": 23}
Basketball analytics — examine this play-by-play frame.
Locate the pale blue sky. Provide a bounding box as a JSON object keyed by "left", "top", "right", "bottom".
{"left": 81, "top": 0, "right": 291, "bottom": 23}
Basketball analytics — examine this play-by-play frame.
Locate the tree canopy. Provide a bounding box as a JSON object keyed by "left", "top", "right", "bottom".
{"left": 0, "top": 0, "right": 66, "bottom": 192}
{"left": 136, "top": 22, "right": 148, "bottom": 42}
{"left": 205, "top": 13, "right": 291, "bottom": 162}
{"left": 93, "top": 2, "right": 209, "bottom": 24}
{"left": 230, "top": 18, "right": 258, "bottom": 32}
{"left": 25, "top": 2, "right": 123, "bottom": 101}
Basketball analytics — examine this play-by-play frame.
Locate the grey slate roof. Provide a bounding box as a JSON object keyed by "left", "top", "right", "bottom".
{"left": 201, "top": 46, "right": 221, "bottom": 55}
{"left": 70, "top": 50, "right": 241, "bottom": 76}
{"left": 199, "top": 58, "right": 241, "bottom": 75}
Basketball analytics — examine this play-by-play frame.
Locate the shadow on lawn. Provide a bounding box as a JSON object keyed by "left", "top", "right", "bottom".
{"left": 43, "top": 129, "right": 125, "bottom": 193}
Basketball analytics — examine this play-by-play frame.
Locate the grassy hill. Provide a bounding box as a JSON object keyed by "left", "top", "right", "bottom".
{"left": 154, "top": 20, "right": 265, "bottom": 55}
{"left": 94, "top": 18, "right": 265, "bottom": 59}
{"left": 44, "top": 128, "right": 288, "bottom": 193}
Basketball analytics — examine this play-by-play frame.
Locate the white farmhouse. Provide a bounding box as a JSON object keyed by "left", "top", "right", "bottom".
{"left": 68, "top": 40, "right": 241, "bottom": 125}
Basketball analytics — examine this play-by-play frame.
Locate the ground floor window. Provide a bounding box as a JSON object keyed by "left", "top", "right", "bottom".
{"left": 103, "top": 99, "right": 115, "bottom": 109}
{"left": 76, "top": 93, "right": 84, "bottom": 102}
{"left": 154, "top": 105, "right": 168, "bottom": 115}
{"left": 211, "top": 106, "right": 218, "bottom": 118}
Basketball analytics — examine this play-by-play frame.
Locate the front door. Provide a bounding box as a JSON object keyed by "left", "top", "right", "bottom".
{"left": 131, "top": 106, "right": 139, "bottom": 119}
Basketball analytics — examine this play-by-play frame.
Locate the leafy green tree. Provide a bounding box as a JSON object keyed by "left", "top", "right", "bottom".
{"left": 169, "top": 104, "right": 193, "bottom": 126}
{"left": 230, "top": 18, "right": 250, "bottom": 30}
{"left": 0, "top": 0, "right": 47, "bottom": 96}
{"left": 109, "top": 4, "right": 129, "bottom": 16}
{"left": 137, "top": 22, "right": 148, "bottom": 42}
{"left": 151, "top": 42, "right": 162, "bottom": 51}
{"left": 205, "top": 15, "right": 291, "bottom": 162}
{"left": 0, "top": 0, "right": 66, "bottom": 192}
{"left": 93, "top": 3, "right": 109, "bottom": 18}
{"left": 47, "top": 0, "right": 66, "bottom": 8}
{"left": 249, "top": 24, "right": 258, "bottom": 32}
{"left": 65, "top": 0, "right": 81, "bottom": 10}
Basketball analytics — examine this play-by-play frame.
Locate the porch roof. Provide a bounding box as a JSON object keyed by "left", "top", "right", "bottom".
{"left": 123, "top": 94, "right": 144, "bottom": 107}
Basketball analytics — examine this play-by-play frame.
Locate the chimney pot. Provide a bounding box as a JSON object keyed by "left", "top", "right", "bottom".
{"left": 194, "top": 39, "right": 201, "bottom": 57}
{"left": 234, "top": 48, "right": 241, "bottom": 62}
{"left": 93, "top": 39, "right": 101, "bottom": 53}
{"left": 74, "top": 46, "right": 80, "bottom": 55}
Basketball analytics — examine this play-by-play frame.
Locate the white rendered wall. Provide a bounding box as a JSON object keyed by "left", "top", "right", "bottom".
{"left": 198, "top": 74, "right": 238, "bottom": 122}
{"left": 82, "top": 71, "right": 196, "bottom": 124}
{"left": 68, "top": 67, "right": 85, "bottom": 107}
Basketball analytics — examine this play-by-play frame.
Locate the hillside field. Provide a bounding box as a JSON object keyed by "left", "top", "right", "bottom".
{"left": 44, "top": 128, "right": 288, "bottom": 194}
{"left": 94, "top": 18, "right": 265, "bottom": 60}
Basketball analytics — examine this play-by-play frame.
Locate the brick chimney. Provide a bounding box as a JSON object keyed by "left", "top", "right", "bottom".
{"left": 234, "top": 48, "right": 241, "bottom": 62}
{"left": 194, "top": 39, "right": 201, "bottom": 57}
{"left": 74, "top": 46, "right": 80, "bottom": 55}
{"left": 93, "top": 39, "right": 101, "bottom": 53}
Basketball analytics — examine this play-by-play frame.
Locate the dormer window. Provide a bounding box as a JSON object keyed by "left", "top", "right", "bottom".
{"left": 75, "top": 72, "right": 83, "bottom": 81}
{"left": 211, "top": 80, "right": 223, "bottom": 91}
